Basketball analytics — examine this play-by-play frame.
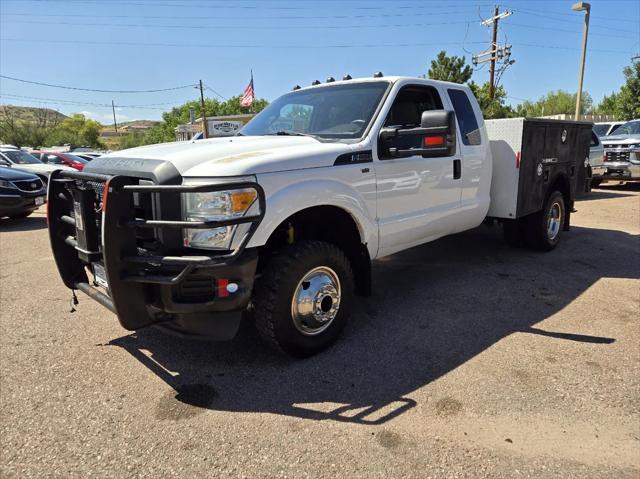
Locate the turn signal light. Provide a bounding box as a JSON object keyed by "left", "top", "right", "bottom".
{"left": 230, "top": 190, "right": 257, "bottom": 213}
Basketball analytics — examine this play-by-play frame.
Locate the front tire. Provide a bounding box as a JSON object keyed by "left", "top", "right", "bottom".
{"left": 525, "top": 190, "right": 565, "bottom": 251}
{"left": 591, "top": 178, "right": 602, "bottom": 188}
{"left": 253, "top": 240, "right": 354, "bottom": 357}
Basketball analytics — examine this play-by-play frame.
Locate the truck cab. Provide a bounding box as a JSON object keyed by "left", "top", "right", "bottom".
{"left": 46, "top": 76, "right": 590, "bottom": 357}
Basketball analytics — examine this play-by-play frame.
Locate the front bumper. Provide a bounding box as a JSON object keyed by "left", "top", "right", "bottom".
{"left": 0, "top": 193, "right": 46, "bottom": 217}
{"left": 603, "top": 161, "right": 640, "bottom": 181}
{"left": 47, "top": 170, "right": 265, "bottom": 338}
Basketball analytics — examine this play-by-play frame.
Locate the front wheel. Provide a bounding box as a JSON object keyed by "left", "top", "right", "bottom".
{"left": 525, "top": 190, "right": 565, "bottom": 251}
{"left": 253, "top": 240, "right": 354, "bottom": 357}
{"left": 591, "top": 178, "right": 602, "bottom": 188}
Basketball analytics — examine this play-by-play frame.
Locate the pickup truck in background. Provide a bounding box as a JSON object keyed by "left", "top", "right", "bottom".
{"left": 47, "top": 75, "right": 592, "bottom": 357}
{"left": 601, "top": 119, "right": 640, "bottom": 183}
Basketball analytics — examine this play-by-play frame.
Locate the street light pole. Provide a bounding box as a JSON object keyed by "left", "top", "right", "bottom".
{"left": 572, "top": 2, "right": 591, "bottom": 121}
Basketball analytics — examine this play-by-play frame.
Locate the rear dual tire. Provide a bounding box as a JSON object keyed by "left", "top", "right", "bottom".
{"left": 503, "top": 190, "right": 565, "bottom": 252}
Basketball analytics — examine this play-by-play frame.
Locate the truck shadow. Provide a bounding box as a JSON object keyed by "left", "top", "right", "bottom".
{"left": 0, "top": 215, "right": 47, "bottom": 232}
{"left": 109, "top": 223, "right": 638, "bottom": 425}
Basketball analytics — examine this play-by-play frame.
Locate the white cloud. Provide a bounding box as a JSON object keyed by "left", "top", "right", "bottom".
{"left": 80, "top": 110, "right": 130, "bottom": 123}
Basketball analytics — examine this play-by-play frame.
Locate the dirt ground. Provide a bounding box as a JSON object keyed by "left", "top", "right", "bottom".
{"left": 1, "top": 183, "right": 639, "bottom": 478}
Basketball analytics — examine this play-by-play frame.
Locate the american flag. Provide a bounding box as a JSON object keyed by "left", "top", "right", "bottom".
{"left": 240, "top": 72, "right": 254, "bottom": 108}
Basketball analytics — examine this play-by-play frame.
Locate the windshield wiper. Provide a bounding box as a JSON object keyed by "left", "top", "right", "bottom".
{"left": 269, "top": 130, "right": 315, "bottom": 138}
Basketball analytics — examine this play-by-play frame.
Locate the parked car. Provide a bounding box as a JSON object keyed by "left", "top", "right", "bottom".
{"left": 589, "top": 130, "right": 605, "bottom": 187}
{"left": 601, "top": 119, "right": 640, "bottom": 182}
{"left": 593, "top": 121, "right": 624, "bottom": 137}
{"left": 31, "top": 151, "right": 88, "bottom": 171}
{"left": 71, "top": 152, "right": 102, "bottom": 162}
{"left": 47, "top": 75, "right": 593, "bottom": 357}
{"left": 0, "top": 166, "right": 46, "bottom": 219}
{"left": 0, "top": 147, "right": 73, "bottom": 185}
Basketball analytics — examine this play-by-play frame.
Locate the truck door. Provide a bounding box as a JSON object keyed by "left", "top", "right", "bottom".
{"left": 375, "top": 84, "right": 463, "bottom": 257}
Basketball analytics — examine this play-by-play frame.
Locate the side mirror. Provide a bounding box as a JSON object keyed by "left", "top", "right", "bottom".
{"left": 0, "top": 159, "right": 11, "bottom": 167}
{"left": 379, "top": 110, "right": 456, "bottom": 158}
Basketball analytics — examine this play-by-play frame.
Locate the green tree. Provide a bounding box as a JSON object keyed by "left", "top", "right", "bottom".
{"left": 514, "top": 90, "right": 593, "bottom": 117}
{"left": 47, "top": 114, "right": 104, "bottom": 148}
{"left": 468, "top": 81, "right": 513, "bottom": 119}
{"left": 428, "top": 51, "right": 473, "bottom": 84}
{"left": 118, "top": 131, "right": 147, "bottom": 150}
{"left": 142, "top": 95, "right": 269, "bottom": 145}
{"left": 595, "top": 91, "right": 620, "bottom": 116}
{"left": 617, "top": 61, "right": 640, "bottom": 120}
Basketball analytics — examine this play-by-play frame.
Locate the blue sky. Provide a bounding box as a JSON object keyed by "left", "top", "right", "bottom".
{"left": 1, "top": 0, "right": 638, "bottom": 123}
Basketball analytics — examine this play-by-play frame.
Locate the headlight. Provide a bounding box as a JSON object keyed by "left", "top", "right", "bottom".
{"left": 182, "top": 186, "right": 259, "bottom": 250}
{"left": 0, "top": 180, "right": 17, "bottom": 189}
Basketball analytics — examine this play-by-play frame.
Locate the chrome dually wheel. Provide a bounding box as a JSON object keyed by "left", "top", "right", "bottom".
{"left": 291, "top": 266, "right": 341, "bottom": 336}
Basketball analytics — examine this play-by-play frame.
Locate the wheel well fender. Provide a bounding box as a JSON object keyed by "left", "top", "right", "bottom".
{"left": 259, "top": 205, "right": 372, "bottom": 296}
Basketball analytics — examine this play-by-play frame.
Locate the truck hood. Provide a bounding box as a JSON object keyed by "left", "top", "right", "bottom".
{"left": 98, "top": 136, "right": 355, "bottom": 177}
{"left": 0, "top": 166, "right": 41, "bottom": 181}
{"left": 11, "top": 163, "right": 74, "bottom": 174}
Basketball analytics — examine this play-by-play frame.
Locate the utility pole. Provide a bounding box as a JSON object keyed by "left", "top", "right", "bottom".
{"left": 111, "top": 100, "right": 118, "bottom": 133}
{"left": 488, "top": 5, "right": 499, "bottom": 99}
{"left": 472, "top": 6, "right": 513, "bottom": 99}
{"left": 198, "top": 79, "right": 209, "bottom": 139}
{"left": 572, "top": 2, "right": 591, "bottom": 121}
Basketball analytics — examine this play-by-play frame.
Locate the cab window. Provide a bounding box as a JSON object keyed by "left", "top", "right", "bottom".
{"left": 379, "top": 85, "right": 443, "bottom": 160}
{"left": 447, "top": 89, "right": 481, "bottom": 146}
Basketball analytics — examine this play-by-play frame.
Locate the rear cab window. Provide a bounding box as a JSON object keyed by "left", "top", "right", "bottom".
{"left": 447, "top": 89, "right": 481, "bottom": 146}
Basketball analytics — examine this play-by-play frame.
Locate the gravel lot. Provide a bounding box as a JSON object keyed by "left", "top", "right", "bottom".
{"left": 1, "top": 184, "right": 639, "bottom": 478}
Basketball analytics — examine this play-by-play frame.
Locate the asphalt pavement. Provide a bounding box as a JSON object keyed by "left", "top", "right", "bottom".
{"left": 1, "top": 183, "right": 639, "bottom": 478}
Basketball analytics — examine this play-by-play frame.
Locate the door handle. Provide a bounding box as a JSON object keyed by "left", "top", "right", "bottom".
{"left": 453, "top": 159, "right": 461, "bottom": 180}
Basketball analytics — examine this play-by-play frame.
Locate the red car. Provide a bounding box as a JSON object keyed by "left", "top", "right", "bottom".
{"left": 31, "top": 151, "right": 88, "bottom": 171}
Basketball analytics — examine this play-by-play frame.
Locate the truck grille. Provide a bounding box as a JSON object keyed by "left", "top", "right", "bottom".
{"left": 12, "top": 179, "right": 44, "bottom": 192}
{"left": 605, "top": 151, "right": 630, "bottom": 162}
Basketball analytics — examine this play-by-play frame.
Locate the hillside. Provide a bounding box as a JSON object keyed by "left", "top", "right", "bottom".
{"left": 0, "top": 105, "right": 68, "bottom": 123}
{"left": 103, "top": 120, "right": 160, "bottom": 130}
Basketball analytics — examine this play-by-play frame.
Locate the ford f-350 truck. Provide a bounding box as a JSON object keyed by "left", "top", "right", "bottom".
{"left": 47, "top": 76, "right": 592, "bottom": 357}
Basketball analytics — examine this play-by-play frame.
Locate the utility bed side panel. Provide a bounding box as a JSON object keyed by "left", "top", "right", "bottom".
{"left": 485, "top": 118, "right": 524, "bottom": 218}
{"left": 486, "top": 118, "right": 592, "bottom": 219}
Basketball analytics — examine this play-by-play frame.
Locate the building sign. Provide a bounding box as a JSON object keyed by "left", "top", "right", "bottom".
{"left": 209, "top": 120, "right": 243, "bottom": 136}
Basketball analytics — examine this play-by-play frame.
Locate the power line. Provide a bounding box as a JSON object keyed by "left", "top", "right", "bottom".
{"left": 0, "top": 37, "right": 629, "bottom": 54}
{"left": 204, "top": 85, "right": 227, "bottom": 101}
{"left": 2, "top": 18, "right": 476, "bottom": 31}
{"left": 0, "top": 75, "right": 195, "bottom": 93}
{"left": 0, "top": 37, "right": 489, "bottom": 49}
{"left": 0, "top": 93, "right": 172, "bottom": 110}
{"left": 0, "top": 0, "right": 497, "bottom": 10}
{"left": 0, "top": 10, "right": 494, "bottom": 21}
{"left": 511, "top": 6, "right": 640, "bottom": 24}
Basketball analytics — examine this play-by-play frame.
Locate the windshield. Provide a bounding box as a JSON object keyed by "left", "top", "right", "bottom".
{"left": 593, "top": 124, "right": 610, "bottom": 136}
{"left": 64, "top": 154, "right": 88, "bottom": 164}
{"left": 2, "top": 150, "right": 43, "bottom": 165}
{"left": 613, "top": 121, "right": 640, "bottom": 136}
{"left": 240, "top": 81, "right": 390, "bottom": 140}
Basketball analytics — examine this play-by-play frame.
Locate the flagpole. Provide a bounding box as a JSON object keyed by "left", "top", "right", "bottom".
{"left": 250, "top": 70, "right": 254, "bottom": 114}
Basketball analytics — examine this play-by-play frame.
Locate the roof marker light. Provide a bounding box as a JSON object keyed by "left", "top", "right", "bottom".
{"left": 312, "top": 80, "right": 321, "bottom": 85}
{"left": 373, "top": 72, "right": 384, "bottom": 78}
{"left": 292, "top": 85, "right": 301, "bottom": 90}
{"left": 343, "top": 74, "right": 352, "bottom": 80}
{"left": 326, "top": 76, "right": 335, "bottom": 83}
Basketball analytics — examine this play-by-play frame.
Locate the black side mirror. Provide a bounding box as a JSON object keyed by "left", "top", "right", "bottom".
{"left": 379, "top": 110, "right": 457, "bottom": 158}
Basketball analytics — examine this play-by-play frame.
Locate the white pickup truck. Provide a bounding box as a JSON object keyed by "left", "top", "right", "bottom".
{"left": 47, "top": 75, "right": 592, "bottom": 357}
